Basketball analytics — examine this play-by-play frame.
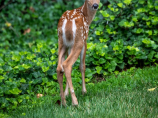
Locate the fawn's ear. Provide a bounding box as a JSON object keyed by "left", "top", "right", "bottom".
{"left": 85, "top": 0, "right": 100, "bottom": 3}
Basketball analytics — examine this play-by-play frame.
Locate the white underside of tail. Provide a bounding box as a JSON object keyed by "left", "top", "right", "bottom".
{"left": 62, "top": 19, "right": 76, "bottom": 48}
{"left": 62, "top": 19, "right": 67, "bottom": 46}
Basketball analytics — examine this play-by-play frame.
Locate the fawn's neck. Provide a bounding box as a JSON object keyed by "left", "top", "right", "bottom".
{"left": 81, "top": 1, "right": 97, "bottom": 25}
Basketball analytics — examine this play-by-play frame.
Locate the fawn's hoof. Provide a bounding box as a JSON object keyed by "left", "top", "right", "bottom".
{"left": 72, "top": 102, "right": 78, "bottom": 106}
{"left": 82, "top": 90, "right": 87, "bottom": 95}
{"left": 61, "top": 99, "right": 67, "bottom": 106}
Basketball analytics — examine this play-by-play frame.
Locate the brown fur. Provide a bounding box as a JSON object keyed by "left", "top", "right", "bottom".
{"left": 57, "top": 0, "right": 100, "bottom": 106}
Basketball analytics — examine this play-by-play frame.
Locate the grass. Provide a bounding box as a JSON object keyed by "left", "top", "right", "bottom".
{"left": 8, "top": 66, "right": 158, "bottom": 118}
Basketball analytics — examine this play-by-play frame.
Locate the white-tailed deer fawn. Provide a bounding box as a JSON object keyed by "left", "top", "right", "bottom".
{"left": 57, "top": 0, "right": 100, "bottom": 106}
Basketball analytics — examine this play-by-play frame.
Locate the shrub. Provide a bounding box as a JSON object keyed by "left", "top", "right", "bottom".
{"left": 90, "top": 0, "right": 158, "bottom": 75}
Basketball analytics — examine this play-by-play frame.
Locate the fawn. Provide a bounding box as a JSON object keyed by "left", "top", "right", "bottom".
{"left": 57, "top": 0, "right": 100, "bottom": 106}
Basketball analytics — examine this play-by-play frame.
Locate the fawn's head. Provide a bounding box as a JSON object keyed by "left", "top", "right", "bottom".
{"left": 86, "top": 0, "right": 100, "bottom": 10}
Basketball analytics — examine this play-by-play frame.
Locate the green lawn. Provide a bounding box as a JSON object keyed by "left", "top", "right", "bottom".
{"left": 9, "top": 66, "right": 158, "bottom": 118}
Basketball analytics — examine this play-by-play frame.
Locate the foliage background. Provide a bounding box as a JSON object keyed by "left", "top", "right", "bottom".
{"left": 0, "top": 0, "right": 158, "bottom": 113}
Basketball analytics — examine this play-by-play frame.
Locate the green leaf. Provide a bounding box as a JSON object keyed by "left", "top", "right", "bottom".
{"left": 42, "top": 66, "right": 49, "bottom": 72}
{"left": 24, "top": 14, "right": 30, "bottom": 19}
{"left": 118, "top": 63, "right": 125, "bottom": 69}
{"left": 111, "top": 60, "right": 117, "bottom": 66}
{"left": 99, "top": 2, "right": 103, "bottom": 9}
{"left": 88, "top": 83, "right": 94, "bottom": 86}
{"left": 26, "top": 54, "right": 36, "bottom": 60}
{"left": 142, "top": 38, "right": 151, "bottom": 45}
{"left": 37, "top": 43, "right": 43, "bottom": 49}
{"left": 12, "top": 55, "right": 21, "bottom": 62}
{"left": 22, "top": 64, "right": 30, "bottom": 69}
{"left": 51, "top": 49, "right": 56, "bottom": 54}
{"left": 117, "top": 3, "right": 123, "bottom": 8}
{"left": 123, "top": 0, "right": 132, "bottom": 5}
{"left": 50, "top": 56, "right": 56, "bottom": 60}
{"left": 85, "top": 78, "right": 90, "bottom": 82}
{"left": 0, "top": 68, "right": 4, "bottom": 73}
{"left": 118, "top": 19, "right": 127, "bottom": 27}
{"left": 53, "top": 73, "right": 57, "bottom": 80}
{"left": 3, "top": 65, "right": 12, "bottom": 71}
{"left": 155, "top": 5, "right": 158, "bottom": 10}
{"left": 0, "top": 76, "right": 4, "bottom": 81}
{"left": 96, "top": 25, "right": 104, "bottom": 31}
{"left": 20, "top": 78, "right": 26, "bottom": 83}
{"left": 113, "top": 45, "right": 119, "bottom": 51}
{"left": 137, "top": 8, "right": 145, "bottom": 13}
{"left": 133, "top": 28, "right": 144, "bottom": 34}
{"left": 138, "top": 0, "right": 145, "bottom": 4}
{"left": 154, "top": 53, "right": 158, "bottom": 58}
{"left": 100, "top": 10, "right": 110, "bottom": 17}
{"left": 99, "top": 58, "right": 106, "bottom": 64}
{"left": 149, "top": 11, "right": 156, "bottom": 15}
{"left": 146, "top": 22, "right": 150, "bottom": 26}
{"left": 151, "top": 16, "right": 158, "bottom": 25}
{"left": 95, "top": 31, "right": 101, "bottom": 35}
{"left": 110, "top": 15, "right": 115, "bottom": 21}
{"left": 103, "top": 71, "right": 108, "bottom": 75}
{"left": 0, "top": 57, "right": 5, "bottom": 66}
{"left": 96, "top": 66, "right": 102, "bottom": 74}
{"left": 42, "top": 77, "right": 48, "bottom": 83}
{"left": 148, "top": 51, "right": 156, "bottom": 61}
{"left": 132, "top": 17, "right": 138, "bottom": 22}
{"left": 146, "top": 30, "right": 152, "bottom": 35}
{"left": 93, "top": 16, "right": 100, "bottom": 21}
{"left": 148, "top": 4, "right": 154, "bottom": 9}
{"left": 9, "top": 88, "right": 21, "bottom": 95}
{"left": 85, "top": 68, "right": 93, "bottom": 78}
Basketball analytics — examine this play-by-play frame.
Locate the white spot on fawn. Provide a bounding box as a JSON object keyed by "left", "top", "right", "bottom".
{"left": 72, "top": 9, "right": 76, "bottom": 16}
{"left": 71, "top": 89, "right": 74, "bottom": 93}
